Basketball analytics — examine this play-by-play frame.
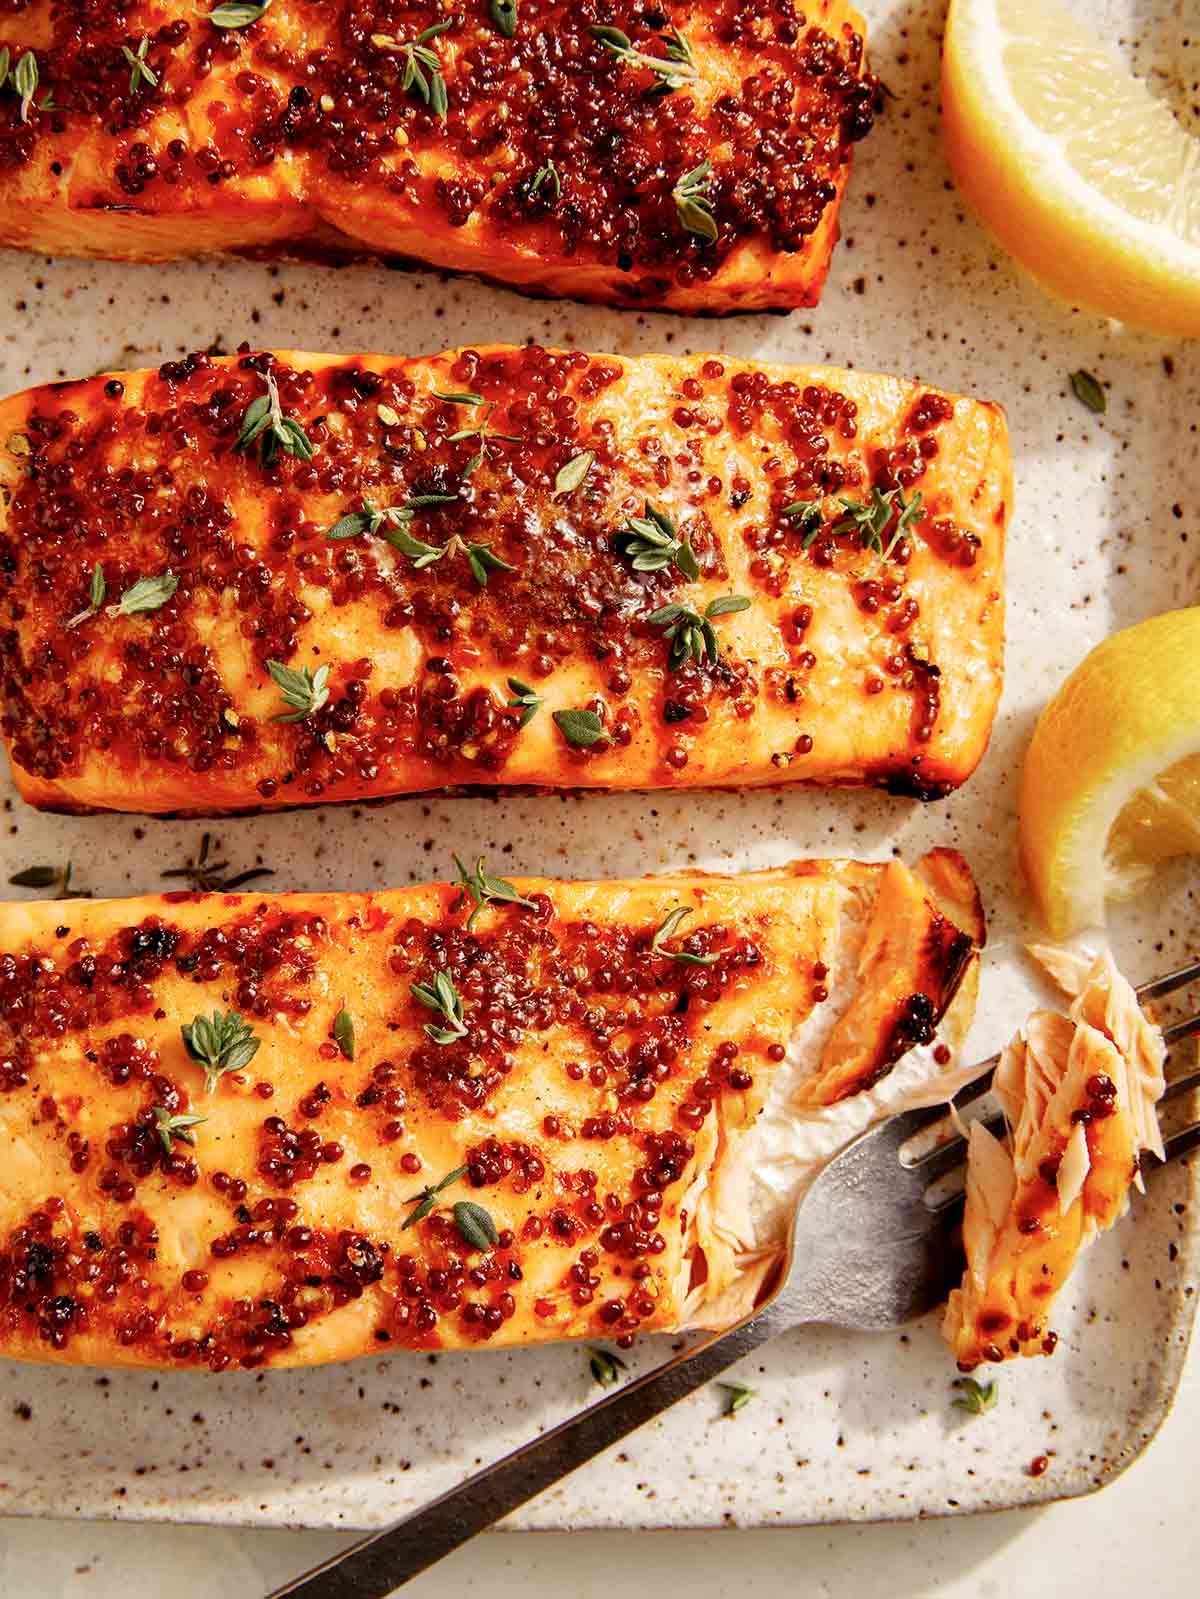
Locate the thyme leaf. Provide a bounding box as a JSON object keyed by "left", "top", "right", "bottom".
{"left": 122, "top": 38, "right": 158, "bottom": 94}
{"left": 267, "top": 659, "right": 331, "bottom": 723}
{"left": 553, "top": 708, "right": 609, "bottom": 748}
{"left": 8, "top": 862, "right": 89, "bottom": 899}
{"left": 488, "top": 0, "right": 518, "bottom": 38}
{"left": 646, "top": 594, "right": 750, "bottom": 670}
{"left": 530, "top": 158, "right": 562, "bottom": 202}
{"left": 109, "top": 571, "right": 179, "bottom": 617}
{"left": 650, "top": 905, "right": 718, "bottom": 966}
{"left": 332, "top": 1007, "right": 355, "bottom": 1061}
{"left": 12, "top": 51, "right": 39, "bottom": 122}
{"left": 506, "top": 677, "right": 541, "bottom": 728}
{"left": 401, "top": 1162, "right": 468, "bottom": 1228}
{"left": 615, "top": 501, "right": 700, "bottom": 579}
{"left": 452, "top": 1199, "right": 498, "bottom": 1251}
{"left": 181, "top": 1008, "right": 261, "bottom": 1094}
{"left": 411, "top": 970, "right": 468, "bottom": 1044}
{"left": 325, "top": 494, "right": 457, "bottom": 542}
{"left": 554, "top": 448, "right": 593, "bottom": 495}
{"left": 152, "top": 1106, "right": 206, "bottom": 1156}
{"left": 717, "top": 1381, "right": 755, "bottom": 1417}
{"left": 452, "top": 853, "right": 536, "bottom": 931}
{"left": 591, "top": 24, "right": 697, "bottom": 92}
{"left": 1069, "top": 369, "right": 1106, "bottom": 414}
{"left": 208, "top": 0, "right": 273, "bottom": 27}
{"left": 588, "top": 1346, "right": 627, "bottom": 1387}
{"left": 372, "top": 22, "right": 453, "bottom": 117}
{"left": 66, "top": 563, "right": 107, "bottom": 629}
{"left": 786, "top": 484, "right": 924, "bottom": 569}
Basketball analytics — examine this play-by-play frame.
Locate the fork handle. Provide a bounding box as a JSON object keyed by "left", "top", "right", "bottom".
{"left": 267, "top": 1301, "right": 789, "bottom": 1598}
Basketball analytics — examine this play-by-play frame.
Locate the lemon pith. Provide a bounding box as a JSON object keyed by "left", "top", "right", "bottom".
{"left": 942, "top": 0, "right": 1200, "bottom": 336}
{"left": 1019, "top": 608, "right": 1200, "bottom": 938}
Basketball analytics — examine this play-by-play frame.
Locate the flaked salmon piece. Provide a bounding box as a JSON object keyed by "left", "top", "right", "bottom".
{"left": 944, "top": 951, "right": 1166, "bottom": 1369}
{"left": 0, "top": 853, "right": 982, "bottom": 1371}
{"left": 0, "top": 2, "right": 877, "bottom": 313}
{"left": 0, "top": 347, "right": 1009, "bottom": 817}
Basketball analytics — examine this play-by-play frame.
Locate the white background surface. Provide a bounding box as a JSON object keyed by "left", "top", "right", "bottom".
{"left": 1, "top": 1337, "right": 1196, "bottom": 1595}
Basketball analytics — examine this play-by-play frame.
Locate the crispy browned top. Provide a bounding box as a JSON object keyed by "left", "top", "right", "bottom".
{"left": 0, "top": 345, "right": 1009, "bottom": 814}
{"left": 0, "top": 1, "right": 877, "bottom": 304}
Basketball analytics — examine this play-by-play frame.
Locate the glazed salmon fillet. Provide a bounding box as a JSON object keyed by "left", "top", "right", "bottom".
{"left": 0, "top": 852, "right": 982, "bottom": 1370}
{"left": 0, "top": 1, "right": 877, "bottom": 312}
{"left": 0, "top": 345, "right": 1009, "bottom": 816}
{"left": 944, "top": 951, "right": 1166, "bottom": 1370}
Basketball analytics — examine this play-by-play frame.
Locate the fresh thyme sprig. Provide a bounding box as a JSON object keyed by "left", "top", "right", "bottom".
{"left": 650, "top": 906, "right": 718, "bottom": 966}
{"left": 646, "top": 594, "right": 750, "bottom": 670}
{"left": 530, "top": 158, "right": 562, "bottom": 202}
{"left": 181, "top": 1008, "right": 261, "bottom": 1094}
{"left": 372, "top": 20, "right": 452, "bottom": 117}
{"left": 784, "top": 484, "right": 923, "bottom": 570}
{"left": 208, "top": 0, "right": 273, "bottom": 28}
{"left": 161, "top": 832, "right": 275, "bottom": 893}
{"left": 401, "top": 1163, "right": 468, "bottom": 1228}
{"left": 8, "top": 862, "right": 90, "bottom": 899}
{"left": 506, "top": 677, "right": 541, "bottom": 728}
{"left": 326, "top": 494, "right": 458, "bottom": 543}
{"left": 951, "top": 1376, "right": 999, "bottom": 1416}
{"left": 452, "top": 853, "right": 536, "bottom": 931}
{"left": 434, "top": 388, "right": 524, "bottom": 478}
{"left": 591, "top": 24, "right": 697, "bottom": 92}
{"left": 411, "top": 971, "right": 468, "bottom": 1044}
{"left": 588, "top": 1346, "right": 627, "bottom": 1387}
{"left": 388, "top": 528, "right": 515, "bottom": 587}
{"left": 267, "top": 659, "right": 331, "bottom": 723}
{"left": 66, "top": 563, "right": 106, "bottom": 629}
{"left": 152, "top": 1106, "right": 207, "bottom": 1157}
{"left": 615, "top": 501, "right": 700, "bottom": 579}
{"left": 234, "top": 371, "right": 315, "bottom": 466}
{"left": 673, "top": 159, "right": 718, "bottom": 243}
{"left": 122, "top": 38, "right": 158, "bottom": 94}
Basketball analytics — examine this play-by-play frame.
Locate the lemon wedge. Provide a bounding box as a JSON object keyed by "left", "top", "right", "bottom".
{"left": 1019, "top": 608, "right": 1200, "bottom": 937}
{"left": 942, "top": 0, "right": 1200, "bottom": 335}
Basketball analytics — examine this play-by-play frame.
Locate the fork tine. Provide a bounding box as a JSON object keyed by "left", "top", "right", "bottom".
{"left": 1161, "top": 1121, "right": 1200, "bottom": 1163}
{"left": 1136, "top": 959, "right": 1200, "bottom": 1003}
{"left": 1162, "top": 1011, "right": 1200, "bottom": 1047}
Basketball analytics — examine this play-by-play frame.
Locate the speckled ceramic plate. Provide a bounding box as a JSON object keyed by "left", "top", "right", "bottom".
{"left": 0, "top": 0, "right": 1197, "bottom": 1535}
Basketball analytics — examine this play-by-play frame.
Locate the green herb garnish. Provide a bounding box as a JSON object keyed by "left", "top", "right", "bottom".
{"left": 650, "top": 906, "right": 718, "bottom": 966}
{"left": 326, "top": 494, "right": 457, "bottom": 543}
{"left": 787, "top": 485, "right": 923, "bottom": 568}
{"left": 386, "top": 527, "right": 515, "bottom": 587}
{"left": 591, "top": 24, "right": 697, "bottom": 91}
{"left": 411, "top": 971, "right": 468, "bottom": 1044}
{"left": 181, "top": 1008, "right": 261, "bottom": 1094}
{"left": 531, "top": 158, "right": 562, "bottom": 202}
{"left": 332, "top": 1007, "right": 355, "bottom": 1061}
{"left": 401, "top": 1162, "right": 468, "bottom": 1228}
{"left": 489, "top": 0, "right": 518, "bottom": 38}
{"left": 506, "top": 677, "right": 541, "bottom": 728}
{"left": 1069, "top": 369, "right": 1106, "bottom": 414}
{"left": 152, "top": 1106, "right": 206, "bottom": 1157}
{"left": 646, "top": 594, "right": 750, "bottom": 670}
{"left": 122, "top": 38, "right": 158, "bottom": 94}
{"left": 161, "top": 832, "right": 275, "bottom": 893}
{"left": 372, "top": 20, "right": 452, "bottom": 117}
{"left": 554, "top": 448, "right": 593, "bottom": 495}
{"left": 452, "top": 853, "right": 536, "bottom": 932}
{"left": 673, "top": 159, "right": 718, "bottom": 243}
{"left": 66, "top": 563, "right": 107, "bottom": 629}
{"left": 234, "top": 370, "right": 315, "bottom": 466}
{"left": 435, "top": 389, "right": 523, "bottom": 478}
{"left": 208, "top": 0, "right": 273, "bottom": 27}
{"left": 110, "top": 572, "right": 179, "bottom": 618}
{"left": 717, "top": 1381, "right": 755, "bottom": 1417}
{"left": 452, "top": 1199, "right": 499, "bottom": 1251}
{"left": 951, "top": 1376, "right": 999, "bottom": 1416}
{"left": 12, "top": 51, "right": 39, "bottom": 122}
{"left": 588, "top": 1346, "right": 627, "bottom": 1387}
{"left": 553, "top": 708, "right": 609, "bottom": 748}
{"left": 267, "top": 659, "right": 331, "bottom": 723}
{"left": 8, "top": 862, "right": 89, "bottom": 899}
{"left": 616, "top": 501, "right": 700, "bottom": 579}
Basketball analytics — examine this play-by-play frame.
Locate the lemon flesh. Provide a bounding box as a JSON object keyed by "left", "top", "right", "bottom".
{"left": 1019, "top": 608, "right": 1200, "bottom": 937}
{"left": 943, "top": 0, "right": 1200, "bottom": 335}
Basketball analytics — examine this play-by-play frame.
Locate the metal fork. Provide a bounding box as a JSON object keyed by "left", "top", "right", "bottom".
{"left": 270, "top": 960, "right": 1200, "bottom": 1599}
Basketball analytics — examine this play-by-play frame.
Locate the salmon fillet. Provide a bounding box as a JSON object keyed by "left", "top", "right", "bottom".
{"left": 0, "top": 1, "right": 877, "bottom": 312}
{"left": 0, "top": 345, "right": 1009, "bottom": 816}
{"left": 944, "top": 951, "right": 1166, "bottom": 1370}
{"left": 0, "top": 852, "right": 981, "bottom": 1370}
